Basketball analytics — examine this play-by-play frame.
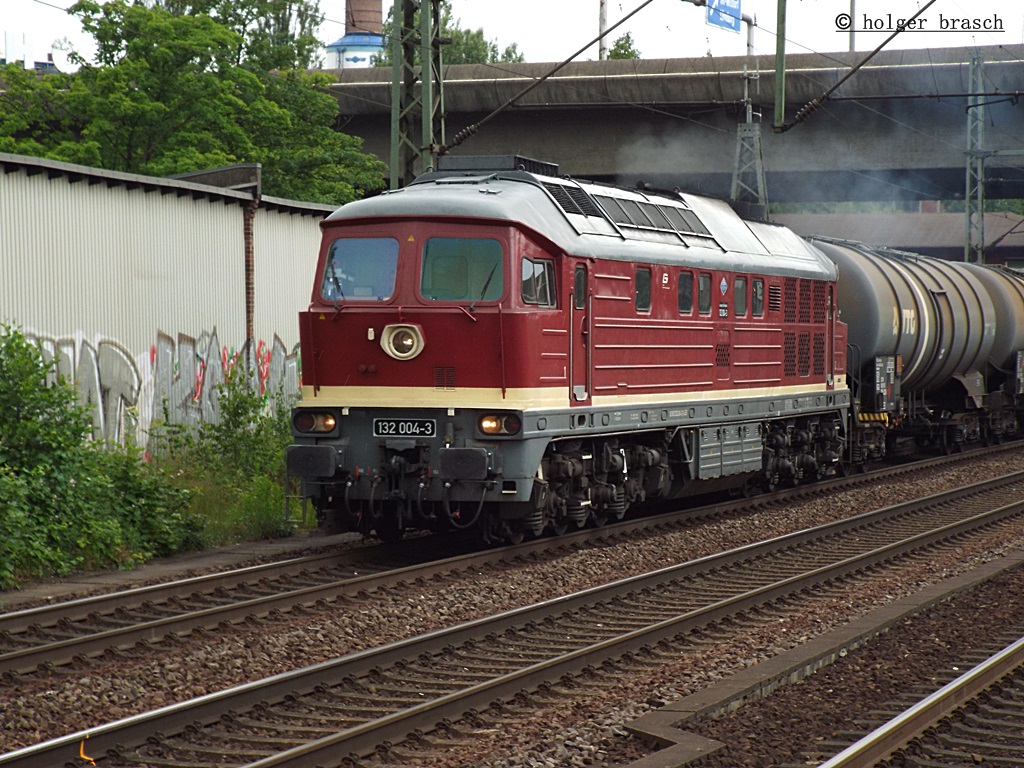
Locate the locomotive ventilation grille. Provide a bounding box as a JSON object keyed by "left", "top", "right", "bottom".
{"left": 813, "top": 333, "right": 826, "bottom": 376}
{"left": 541, "top": 181, "right": 719, "bottom": 247}
{"left": 716, "top": 343, "right": 731, "bottom": 368}
{"left": 768, "top": 284, "right": 782, "bottom": 313}
{"left": 798, "top": 332, "right": 811, "bottom": 377}
{"left": 784, "top": 332, "right": 797, "bottom": 377}
{"left": 785, "top": 333, "right": 824, "bottom": 378}
{"left": 434, "top": 367, "right": 456, "bottom": 390}
{"left": 784, "top": 278, "right": 798, "bottom": 323}
{"left": 543, "top": 182, "right": 604, "bottom": 217}
{"left": 799, "top": 279, "right": 812, "bottom": 323}
{"left": 813, "top": 282, "right": 827, "bottom": 323}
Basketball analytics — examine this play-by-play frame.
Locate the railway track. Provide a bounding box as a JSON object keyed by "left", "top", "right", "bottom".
{"left": 817, "top": 634, "right": 1024, "bottom": 768}
{"left": 0, "top": 446, "right": 1014, "bottom": 678}
{"left": 4, "top": 467, "right": 1024, "bottom": 768}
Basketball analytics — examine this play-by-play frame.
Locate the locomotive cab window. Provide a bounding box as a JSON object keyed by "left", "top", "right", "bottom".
{"left": 752, "top": 279, "right": 765, "bottom": 317}
{"left": 421, "top": 238, "right": 503, "bottom": 302}
{"left": 635, "top": 267, "right": 652, "bottom": 312}
{"left": 321, "top": 237, "right": 400, "bottom": 301}
{"left": 698, "top": 272, "right": 712, "bottom": 314}
{"left": 522, "top": 258, "right": 556, "bottom": 307}
{"left": 734, "top": 276, "right": 748, "bottom": 317}
{"left": 679, "top": 271, "right": 693, "bottom": 314}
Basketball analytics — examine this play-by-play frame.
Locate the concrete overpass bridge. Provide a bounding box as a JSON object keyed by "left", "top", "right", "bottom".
{"left": 326, "top": 44, "right": 1024, "bottom": 203}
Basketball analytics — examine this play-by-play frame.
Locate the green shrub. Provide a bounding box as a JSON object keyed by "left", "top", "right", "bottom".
{"left": 147, "top": 370, "right": 298, "bottom": 547}
{"left": 238, "top": 475, "right": 293, "bottom": 540}
{"left": 0, "top": 325, "right": 195, "bottom": 588}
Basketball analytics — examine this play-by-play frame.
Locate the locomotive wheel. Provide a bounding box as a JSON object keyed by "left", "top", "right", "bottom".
{"left": 502, "top": 521, "right": 527, "bottom": 545}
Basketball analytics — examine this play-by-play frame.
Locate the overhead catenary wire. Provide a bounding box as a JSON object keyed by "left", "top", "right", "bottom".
{"left": 781, "top": 0, "right": 941, "bottom": 131}
{"left": 439, "top": 0, "right": 660, "bottom": 154}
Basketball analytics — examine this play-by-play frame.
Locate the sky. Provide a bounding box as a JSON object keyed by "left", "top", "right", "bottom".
{"left": 3, "top": 0, "right": 1022, "bottom": 70}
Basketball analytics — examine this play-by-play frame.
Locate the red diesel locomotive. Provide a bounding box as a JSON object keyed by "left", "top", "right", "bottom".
{"left": 287, "top": 157, "right": 850, "bottom": 542}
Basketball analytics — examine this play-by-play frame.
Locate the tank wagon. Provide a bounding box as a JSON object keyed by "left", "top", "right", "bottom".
{"left": 812, "top": 238, "right": 1024, "bottom": 463}
{"left": 286, "top": 157, "right": 1024, "bottom": 543}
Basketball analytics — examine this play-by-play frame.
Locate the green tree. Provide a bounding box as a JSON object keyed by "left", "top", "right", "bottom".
{"left": 68, "top": 0, "right": 257, "bottom": 174}
{"left": 0, "top": 1, "right": 385, "bottom": 203}
{"left": 149, "top": 0, "right": 324, "bottom": 70}
{"left": 377, "top": 1, "right": 525, "bottom": 67}
{"left": 608, "top": 31, "right": 641, "bottom": 60}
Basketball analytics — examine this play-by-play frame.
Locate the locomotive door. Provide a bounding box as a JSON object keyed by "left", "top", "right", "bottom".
{"left": 570, "top": 263, "right": 592, "bottom": 405}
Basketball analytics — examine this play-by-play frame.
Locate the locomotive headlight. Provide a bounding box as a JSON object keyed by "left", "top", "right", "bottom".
{"left": 391, "top": 329, "right": 416, "bottom": 355}
{"left": 380, "top": 323, "right": 425, "bottom": 360}
{"left": 479, "top": 413, "right": 522, "bottom": 436}
{"left": 293, "top": 411, "right": 337, "bottom": 433}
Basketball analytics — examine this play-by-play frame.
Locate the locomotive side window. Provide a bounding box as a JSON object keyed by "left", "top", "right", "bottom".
{"left": 322, "top": 237, "right": 399, "bottom": 301}
{"left": 734, "top": 276, "right": 748, "bottom": 316}
{"left": 421, "top": 238, "right": 503, "bottom": 302}
{"left": 522, "top": 258, "right": 556, "bottom": 307}
{"left": 635, "top": 267, "right": 652, "bottom": 312}
{"left": 698, "top": 272, "right": 712, "bottom": 314}
{"left": 678, "top": 271, "right": 693, "bottom": 313}
{"left": 752, "top": 279, "right": 765, "bottom": 317}
{"left": 574, "top": 266, "right": 587, "bottom": 310}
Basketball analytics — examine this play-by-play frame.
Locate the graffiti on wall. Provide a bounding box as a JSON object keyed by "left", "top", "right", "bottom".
{"left": 28, "top": 329, "right": 300, "bottom": 445}
{"left": 35, "top": 335, "right": 142, "bottom": 445}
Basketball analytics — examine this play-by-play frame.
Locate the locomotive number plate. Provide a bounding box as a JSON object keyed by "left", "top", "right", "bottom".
{"left": 373, "top": 418, "right": 436, "bottom": 438}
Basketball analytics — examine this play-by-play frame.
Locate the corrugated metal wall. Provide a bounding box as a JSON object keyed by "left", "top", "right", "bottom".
{"left": 1, "top": 168, "right": 246, "bottom": 354}
{"left": 253, "top": 204, "right": 325, "bottom": 350}
{"left": 0, "top": 155, "right": 335, "bottom": 443}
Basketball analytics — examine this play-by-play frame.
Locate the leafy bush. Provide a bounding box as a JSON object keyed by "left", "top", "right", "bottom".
{"left": 0, "top": 325, "right": 195, "bottom": 588}
{"left": 148, "top": 369, "right": 297, "bottom": 545}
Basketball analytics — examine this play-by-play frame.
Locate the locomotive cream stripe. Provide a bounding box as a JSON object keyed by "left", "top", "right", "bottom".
{"left": 299, "top": 381, "right": 848, "bottom": 411}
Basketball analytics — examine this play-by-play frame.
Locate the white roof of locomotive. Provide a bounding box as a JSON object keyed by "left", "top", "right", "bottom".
{"left": 324, "top": 171, "right": 836, "bottom": 281}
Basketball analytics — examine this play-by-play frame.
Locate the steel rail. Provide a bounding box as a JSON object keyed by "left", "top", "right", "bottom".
{"left": 3, "top": 469, "right": 1024, "bottom": 768}
{"left": 4, "top": 446, "right": 1009, "bottom": 677}
{"left": 0, "top": 549, "right": 352, "bottom": 633}
{"left": 0, "top": 543, "right": 539, "bottom": 676}
{"left": 817, "top": 635, "right": 1024, "bottom": 768}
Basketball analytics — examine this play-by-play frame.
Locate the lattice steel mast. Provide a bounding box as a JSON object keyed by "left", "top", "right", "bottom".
{"left": 390, "top": 0, "right": 445, "bottom": 189}
{"left": 964, "top": 52, "right": 987, "bottom": 263}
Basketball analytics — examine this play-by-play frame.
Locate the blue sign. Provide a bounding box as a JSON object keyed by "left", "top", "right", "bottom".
{"left": 707, "top": 0, "right": 741, "bottom": 33}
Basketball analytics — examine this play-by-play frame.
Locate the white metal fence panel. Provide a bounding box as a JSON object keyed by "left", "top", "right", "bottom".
{"left": 0, "top": 155, "right": 332, "bottom": 444}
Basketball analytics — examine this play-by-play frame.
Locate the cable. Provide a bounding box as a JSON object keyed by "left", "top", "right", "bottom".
{"left": 781, "top": 0, "right": 942, "bottom": 131}
{"left": 439, "top": 0, "right": 660, "bottom": 154}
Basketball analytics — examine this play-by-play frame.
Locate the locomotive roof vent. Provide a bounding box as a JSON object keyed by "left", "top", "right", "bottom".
{"left": 435, "top": 154, "right": 559, "bottom": 177}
